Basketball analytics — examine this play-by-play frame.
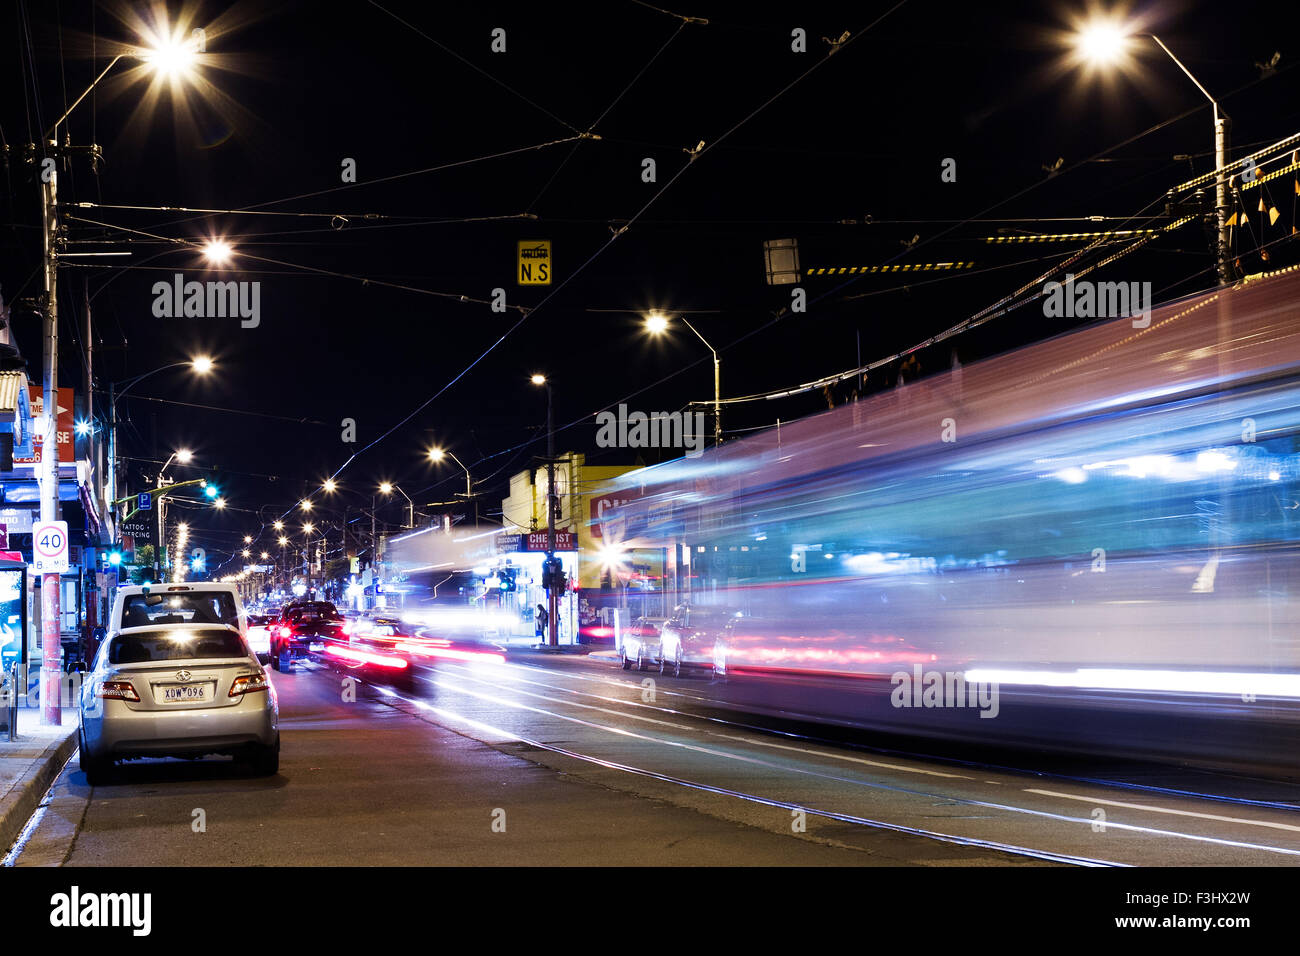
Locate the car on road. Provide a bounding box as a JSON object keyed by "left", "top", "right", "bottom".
{"left": 619, "top": 616, "right": 669, "bottom": 672}
{"left": 269, "top": 601, "right": 346, "bottom": 670}
{"left": 245, "top": 614, "right": 273, "bottom": 664}
{"left": 657, "top": 604, "right": 739, "bottom": 677}
{"left": 78, "top": 623, "right": 279, "bottom": 784}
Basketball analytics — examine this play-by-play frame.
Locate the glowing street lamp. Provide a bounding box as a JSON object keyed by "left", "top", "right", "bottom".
{"left": 201, "top": 239, "right": 233, "bottom": 267}
{"left": 378, "top": 482, "right": 413, "bottom": 529}
{"left": 1072, "top": 19, "right": 1230, "bottom": 284}
{"left": 322, "top": 479, "right": 337, "bottom": 493}
{"left": 273, "top": 520, "right": 284, "bottom": 531}
{"left": 645, "top": 311, "right": 721, "bottom": 446}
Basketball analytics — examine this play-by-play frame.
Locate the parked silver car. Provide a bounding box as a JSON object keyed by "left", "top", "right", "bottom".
{"left": 657, "top": 604, "right": 740, "bottom": 677}
{"left": 78, "top": 624, "right": 279, "bottom": 784}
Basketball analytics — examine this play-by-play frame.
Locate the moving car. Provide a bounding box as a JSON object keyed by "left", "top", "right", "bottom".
{"left": 78, "top": 623, "right": 279, "bottom": 784}
{"left": 244, "top": 614, "right": 273, "bottom": 664}
{"left": 619, "top": 616, "right": 668, "bottom": 672}
{"left": 268, "top": 601, "right": 345, "bottom": 670}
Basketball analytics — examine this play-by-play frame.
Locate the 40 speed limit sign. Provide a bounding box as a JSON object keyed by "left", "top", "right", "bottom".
{"left": 32, "top": 520, "right": 70, "bottom": 574}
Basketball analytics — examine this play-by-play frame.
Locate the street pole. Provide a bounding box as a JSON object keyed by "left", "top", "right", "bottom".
{"left": 680, "top": 316, "right": 722, "bottom": 446}
{"left": 546, "top": 382, "right": 558, "bottom": 647}
{"left": 39, "top": 159, "right": 62, "bottom": 725}
{"left": 107, "top": 380, "right": 116, "bottom": 539}
{"left": 1151, "top": 35, "right": 1231, "bottom": 286}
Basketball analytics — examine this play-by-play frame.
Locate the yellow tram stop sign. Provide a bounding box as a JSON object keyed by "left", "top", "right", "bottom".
{"left": 518, "top": 240, "right": 552, "bottom": 285}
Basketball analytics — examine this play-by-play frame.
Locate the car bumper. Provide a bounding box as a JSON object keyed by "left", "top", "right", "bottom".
{"left": 82, "top": 694, "right": 278, "bottom": 759}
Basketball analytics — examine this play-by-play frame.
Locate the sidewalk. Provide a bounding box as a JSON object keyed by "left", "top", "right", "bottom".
{"left": 0, "top": 707, "right": 79, "bottom": 858}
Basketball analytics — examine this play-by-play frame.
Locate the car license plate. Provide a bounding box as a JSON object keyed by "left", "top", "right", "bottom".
{"left": 161, "top": 684, "right": 208, "bottom": 702}
{"left": 309, "top": 642, "right": 324, "bottom": 652}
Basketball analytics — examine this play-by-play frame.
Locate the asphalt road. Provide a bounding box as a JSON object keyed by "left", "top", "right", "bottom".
{"left": 12, "top": 650, "right": 1300, "bottom": 866}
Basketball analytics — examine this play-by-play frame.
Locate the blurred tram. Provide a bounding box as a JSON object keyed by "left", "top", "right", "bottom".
{"left": 600, "top": 270, "right": 1300, "bottom": 773}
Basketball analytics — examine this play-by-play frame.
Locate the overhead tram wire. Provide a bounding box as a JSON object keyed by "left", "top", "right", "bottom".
{"left": 61, "top": 215, "right": 531, "bottom": 313}
{"left": 297, "top": 0, "right": 913, "bottom": 499}
{"left": 527, "top": 19, "right": 690, "bottom": 214}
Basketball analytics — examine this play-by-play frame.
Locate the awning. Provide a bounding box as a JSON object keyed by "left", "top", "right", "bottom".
{"left": 0, "top": 371, "right": 29, "bottom": 446}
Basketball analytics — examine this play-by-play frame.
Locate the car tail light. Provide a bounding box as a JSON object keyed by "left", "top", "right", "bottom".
{"left": 229, "top": 673, "right": 270, "bottom": 697}
{"left": 278, "top": 625, "right": 292, "bottom": 638}
{"left": 97, "top": 680, "right": 140, "bottom": 702}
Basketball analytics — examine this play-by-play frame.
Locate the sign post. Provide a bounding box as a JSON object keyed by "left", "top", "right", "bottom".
{"left": 517, "top": 240, "right": 552, "bottom": 285}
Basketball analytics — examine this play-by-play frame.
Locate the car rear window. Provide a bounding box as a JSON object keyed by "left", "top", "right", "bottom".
{"left": 109, "top": 628, "right": 249, "bottom": 663}
{"left": 289, "top": 604, "right": 340, "bottom": 622}
{"left": 121, "top": 591, "right": 239, "bottom": 629}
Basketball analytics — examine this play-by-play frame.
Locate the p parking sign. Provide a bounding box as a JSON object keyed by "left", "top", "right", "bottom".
{"left": 33, "top": 520, "right": 70, "bottom": 574}
{"left": 137, "top": 493, "right": 153, "bottom": 511}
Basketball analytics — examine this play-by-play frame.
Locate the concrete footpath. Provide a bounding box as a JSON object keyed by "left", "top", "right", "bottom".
{"left": 0, "top": 707, "right": 79, "bottom": 859}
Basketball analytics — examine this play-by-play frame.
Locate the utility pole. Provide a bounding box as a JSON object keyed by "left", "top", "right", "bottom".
{"left": 546, "top": 383, "right": 559, "bottom": 647}
{"left": 39, "top": 156, "right": 61, "bottom": 725}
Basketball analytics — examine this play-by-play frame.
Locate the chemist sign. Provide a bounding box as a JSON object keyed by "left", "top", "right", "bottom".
{"left": 32, "top": 520, "right": 70, "bottom": 574}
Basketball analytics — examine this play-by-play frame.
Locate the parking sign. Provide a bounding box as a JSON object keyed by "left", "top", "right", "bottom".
{"left": 32, "top": 520, "right": 70, "bottom": 574}
{"left": 138, "top": 492, "right": 153, "bottom": 511}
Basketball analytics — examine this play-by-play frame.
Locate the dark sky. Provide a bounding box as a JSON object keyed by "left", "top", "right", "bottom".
{"left": 3, "top": 0, "right": 1299, "bottom": 572}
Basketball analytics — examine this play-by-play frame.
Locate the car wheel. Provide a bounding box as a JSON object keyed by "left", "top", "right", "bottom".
{"left": 257, "top": 653, "right": 271, "bottom": 665}
{"left": 248, "top": 736, "right": 280, "bottom": 776}
{"left": 636, "top": 649, "right": 647, "bottom": 671}
{"left": 659, "top": 652, "right": 668, "bottom": 675}
{"left": 270, "top": 647, "right": 281, "bottom": 671}
{"left": 621, "top": 648, "right": 632, "bottom": 670}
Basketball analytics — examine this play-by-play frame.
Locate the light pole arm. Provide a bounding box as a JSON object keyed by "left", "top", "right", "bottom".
{"left": 445, "top": 451, "right": 473, "bottom": 498}
{"left": 45, "top": 55, "right": 126, "bottom": 140}
{"left": 1150, "top": 36, "right": 1221, "bottom": 113}
{"left": 678, "top": 315, "right": 718, "bottom": 359}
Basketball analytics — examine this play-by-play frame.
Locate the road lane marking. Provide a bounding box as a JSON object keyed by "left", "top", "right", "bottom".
{"left": 1025, "top": 788, "right": 1300, "bottom": 833}
{"left": 401, "top": 669, "right": 1300, "bottom": 860}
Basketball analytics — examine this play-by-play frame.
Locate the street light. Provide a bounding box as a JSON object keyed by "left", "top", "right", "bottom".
{"left": 645, "top": 312, "right": 722, "bottom": 446}
{"left": 300, "top": 500, "right": 313, "bottom": 512}
{"left": 107, "top": 358, "right": 213, "bottom": 537}
{"left": 273, "top": 520, "right": 284, "bottom": 531}
{"left": 378, "top": 482, "right": 414, "bottom": 529}
{"left": 1073, "top": 20, "right": 1230, "bottom": 285}
{"left": 202, "top": 239, "right": 234, "bottom": 267}
{"left": 322, "top": 479, "right": 337, "bottom": 493}
{"left": 428, "top": 447, "right": 473, "bottom": 501}
{"left": 33, "top": 16, "right": 209, "bottom": 727}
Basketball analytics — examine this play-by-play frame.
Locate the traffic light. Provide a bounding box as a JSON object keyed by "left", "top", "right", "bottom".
{"left": 499, "top": 568, "right": 516, "bottom": 592}
{"left": 541, "top": 558, "right": 567, "bottom": 593}
{"left": 108, "top": 550, "right": 122, "bottom": 566}
{"left": 204, "top": 483, "right": 219, "bottom": 499}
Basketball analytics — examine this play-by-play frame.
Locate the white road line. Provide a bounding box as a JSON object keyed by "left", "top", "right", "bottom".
{"left": 1025, "top": 788, "right": 1300, "bottom": 833}
{"left": 410, "top": 669, "right": 1300, "bottom": 859}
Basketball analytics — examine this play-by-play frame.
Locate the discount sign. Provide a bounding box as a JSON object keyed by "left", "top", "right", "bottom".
{"left": 33, "top": 520, "right": 70, "bottom": 574}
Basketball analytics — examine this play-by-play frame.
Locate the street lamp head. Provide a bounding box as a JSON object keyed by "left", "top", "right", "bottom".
{"left": 379, "top": 482, "right": 394, "bottom": 495}
{"left": 201, "top": 239, "right": 233, "bottom": 267}
{"left": 1076, "top": 21, "right": 1128, "bottom": 65}
{"left": 300, "top": 500, "right": 313, "bottom": 512}
{"left": 278, "top": 536, "right": 288, "bottom": 546}
{"left": 214, "top": 497, "right": 226, "bottom": 509}
{"left": 175, "top": 448, "right": 193, "bottom": 463}
{"left": 140, "top": 35, "right": 200, "bottom": 79}
{"left": 530, "top": 374, "right": 547, "bottom": 386}
{"left": 645, "top": 311, "right": 670, "bottom": 334}
{"left": 273, "top": 520, "right": 284, "bottom": 531}
{"left": 242, "top": 549, "right": 251, "bottom": 558}
{"left": 429, "top": 448, "right": 446, "bottom": 463}
{"left": 303, "top": 522, "right": 314, "bottom": 534}
{"left": 261, "top": 552, "right": 269, "bottom": 560}
{"left": 322, "top": 479, "right": 337, "bottom": 493}
{"left": 191, "top": 356, "right": 214, "bottom": 374}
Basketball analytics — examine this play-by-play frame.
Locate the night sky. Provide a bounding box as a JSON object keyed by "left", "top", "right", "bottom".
{"left": 3, "top": 0, "right": 1298, "bottom": 572}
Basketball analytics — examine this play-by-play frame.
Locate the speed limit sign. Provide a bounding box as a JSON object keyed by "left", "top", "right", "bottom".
{"left": 33, "top": 520, "right": 70, "bottom": 574}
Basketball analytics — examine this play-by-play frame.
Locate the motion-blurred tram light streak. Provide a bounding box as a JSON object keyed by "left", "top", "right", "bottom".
{"left": 599, "top": 269, "right": 1300, "bottom": 774}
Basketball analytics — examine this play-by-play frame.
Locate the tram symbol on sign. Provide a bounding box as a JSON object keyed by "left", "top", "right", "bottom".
{"left": 32, "top": 520, "right": 70, "bottom": 574}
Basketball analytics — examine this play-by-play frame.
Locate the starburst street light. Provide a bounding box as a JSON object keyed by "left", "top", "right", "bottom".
{"left": 202, "top": 239, "right": 234, "bottom": 267}
{"left": 273, "top": 520, "right": 284, "bottom": 531}
{"left": 302, "top": 523, "right": 315, "bottom": 534}
{"left": 175, "top": 448, "right": 193, "bottom": 464}
{"left": 278, "top": 536, "right": 289, "bottom": 546}
{"left": 322, "top": 479, "right": 337, "bottom": 493}
{"left": 530, "top": 374, "right": 547, "bottom": 386}
{"left": 300, "top": 500, "right": 313, "bottom": 512}
{"left": 1071, "top": 17, "right": 1230, "bottom": 284}
{"left": 243, "top": 535, "right": 253, "bottom": 544}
